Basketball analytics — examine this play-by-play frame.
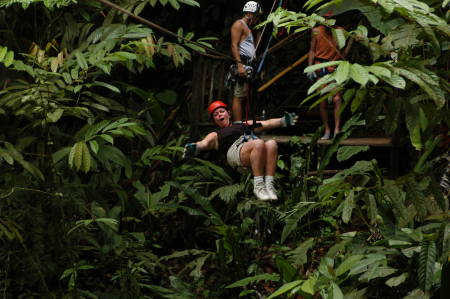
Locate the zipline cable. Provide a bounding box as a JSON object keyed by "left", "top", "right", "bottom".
{"left": 256, "top": 0, "right": 283, "bottom": 75}
{"left": 95, "top": 0, "right": 235, "bottom": 61}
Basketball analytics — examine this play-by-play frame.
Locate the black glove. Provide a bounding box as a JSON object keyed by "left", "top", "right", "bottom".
{"left": 280, "top": 112, "right": 299, "bottom": 127}
{"left": 183, "top": 143, "right": 199, "bottom": 159}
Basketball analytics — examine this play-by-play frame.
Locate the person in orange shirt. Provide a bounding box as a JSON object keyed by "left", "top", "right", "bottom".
{"left": 307, "top": 11, "right": 353, "bottom": 139}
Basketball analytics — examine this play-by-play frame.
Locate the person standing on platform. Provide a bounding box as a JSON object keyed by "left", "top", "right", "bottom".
{"left": 230, "top": 1, "right": 262, "bottom": 122}
{"left": 307, "top": 10, "right": 353, "bottom": 139}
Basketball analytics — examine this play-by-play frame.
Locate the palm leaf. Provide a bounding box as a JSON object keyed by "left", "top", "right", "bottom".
{"left": 418, "top": 240, "right": 436, "bottom": 291}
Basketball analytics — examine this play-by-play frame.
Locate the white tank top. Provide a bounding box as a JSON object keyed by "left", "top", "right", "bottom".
{"left": 239, "top": 20, "right": 256, "bottom": 59}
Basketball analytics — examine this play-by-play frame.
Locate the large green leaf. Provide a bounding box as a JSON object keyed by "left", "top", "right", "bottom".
{"left": 385, "top": 272, "right": 409, "bottom": 287}
{"left": 335, "top": 61, "right": 350, "bottom": 84}
{"left": 335, "top": 254, "right": 364, "bottom": 276}
{"left": 0, "top": 46, "right": 7, "bottom": 61}
{"left": 396, "top": 67, "right": 445, "bottom": 109}
{"left": 3, "top": 50, "right": 14, "bottom": 67}
{"left": 68, "top": 141, "right": 91, "bottom": 172}
{"left": 267, "top": 280, "right": 303, "bottom": 299}
{"left": 287, "top": 238, "right": 315, "bottom": 268}
{"left": 382, "top": 74, "right": 406, "bottom": 89}
{"left": 350, "top": 63, "right": 369, "bottom": 86}
{"left": 332, "top": 28, "right": 346, "bottom": 49}
{"left": 418, "top": 240, "right": 436, "bottom": 291}
{"left": 337, "top": 146, "right": 369, "bottom": 162}
{"left": 74, "top": 51, "right": 88, "bottom": 69}
{"left": 341, "top": 190, "right": 354, "bottom": 224}
{"left": 331, "top": 282, "right": 344, "bottom": 299}
{"left": 367, "top": 65, "right": 391, "bottom": 78}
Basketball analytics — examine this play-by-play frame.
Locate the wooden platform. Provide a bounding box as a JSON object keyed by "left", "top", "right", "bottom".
{"left": 261, "top": 135, "right": 393, "bottom": 147}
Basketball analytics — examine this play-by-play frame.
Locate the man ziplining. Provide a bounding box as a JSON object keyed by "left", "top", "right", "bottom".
{"left": 183, "top": 101, "right": 298, "bottom": 201}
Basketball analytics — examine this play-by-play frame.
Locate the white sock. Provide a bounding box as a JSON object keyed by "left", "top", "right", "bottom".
{"left": 265, "top": 176, "right": 274, "bottom": 186}
{"left": 254, "top": 176, "right": 264, "bottom": 186}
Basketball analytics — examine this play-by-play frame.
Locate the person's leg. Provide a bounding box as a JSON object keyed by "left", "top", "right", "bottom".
{"left": 232, "top": 81, "right": 248, "bottom": 122}
{"left": 320, "top": 100, "right": 331, "bottom": 139}
{"left": 232, "top": 96, "right": 243, "bottom": 122}
{"left": 264, "top": 140, "right": 278, "bottom": 176}
{"left": 264, "top": 140, "right": 278, "bottom": 200}
{"left": 240, "top": 140, "right": 269, "bottom": 200}
{"left": 240, "top": 139, "right": 266, "bottom": 176}
{"left": 333, "top": 92, "right": 342, "bottom": 134}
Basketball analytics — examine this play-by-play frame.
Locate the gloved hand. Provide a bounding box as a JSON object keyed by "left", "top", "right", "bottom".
{"left": 280, "top": 112, "right": 299, "bottom": 127}
{"left": 183, "top": 143, "right": 199, "bottom": 159}
{"left": 307, "top": 71, "right": 317, "bottom": 81}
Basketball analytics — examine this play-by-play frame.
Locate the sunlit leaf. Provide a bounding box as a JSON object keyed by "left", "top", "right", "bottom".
{"left": 350, "top": 63, "right": 369, "bottom": 86}
{"left": 267, "top": 280, "right": 303, "bottom": 299}
{"left": 386, "top": 272, "right": 409, "bottom": 287}
{"left": 335, "top": 61, "right": 350, "bottom": 84}
{"left": 3, "top": 51, "right": 14, "bottom": 67}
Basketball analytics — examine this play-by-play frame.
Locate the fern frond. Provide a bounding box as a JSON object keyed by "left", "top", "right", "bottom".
{"left": 280, "top": 202, "right": 321, "bottom": 243}
{"left": 210, "top": 184, "right": 245, "bottom": 203}
{"left": 440, "top": 154, "right": 450, "bottom": 193}
{"left": 383, "top": 180, "right": 410, "bottom": 226}
{"left": 286, "top": 238, "right": 314, "bottom": 268}
{"left": 418, "top": 240, "right": 436, "bottom": 291}
{"left": 405, "top": 179, "right": 428, "bottom": 220}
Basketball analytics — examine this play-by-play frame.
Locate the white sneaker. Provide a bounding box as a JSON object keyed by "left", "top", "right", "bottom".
{"left": 254, "top": 184, "right": 270, "bottom": 201}
{"left": 265, "top": 182, "right": 278, "bottom": 201}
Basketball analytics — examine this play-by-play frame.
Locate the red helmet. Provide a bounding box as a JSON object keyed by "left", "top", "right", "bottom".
{"left": 207, "top": 101, "right": 227, "bottom": 116}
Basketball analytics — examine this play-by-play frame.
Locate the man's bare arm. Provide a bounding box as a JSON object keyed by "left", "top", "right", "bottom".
{"left": 231, "top": 21, "right": 243, "bottom": 64}
{"left": 308, "top": 28, "right": 318, "bottom": 66}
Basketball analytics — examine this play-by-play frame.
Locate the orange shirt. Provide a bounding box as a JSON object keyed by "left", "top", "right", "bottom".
{"left": 313, "top": 25, "right": 342, "bottom": 61}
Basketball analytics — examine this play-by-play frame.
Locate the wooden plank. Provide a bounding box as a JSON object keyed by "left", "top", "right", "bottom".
{"left": 261, "top": 135, "right": 393, "bottom": 147}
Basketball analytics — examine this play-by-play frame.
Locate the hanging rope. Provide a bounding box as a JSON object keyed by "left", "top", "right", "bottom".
{"left": 95, "top": 0, "right": 235, "bottom": 62}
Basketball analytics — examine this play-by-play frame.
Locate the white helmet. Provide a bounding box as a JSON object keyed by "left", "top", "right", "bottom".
{"left": 243, "top": 1, "right": 262, "bottom": 14}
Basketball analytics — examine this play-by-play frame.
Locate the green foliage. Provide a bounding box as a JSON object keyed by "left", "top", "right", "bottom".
{"left": 418, "top": 240, "right": 436, "bottom": 292}
{"left": 270, "top": 0, "right": 449, "bottom": 151}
